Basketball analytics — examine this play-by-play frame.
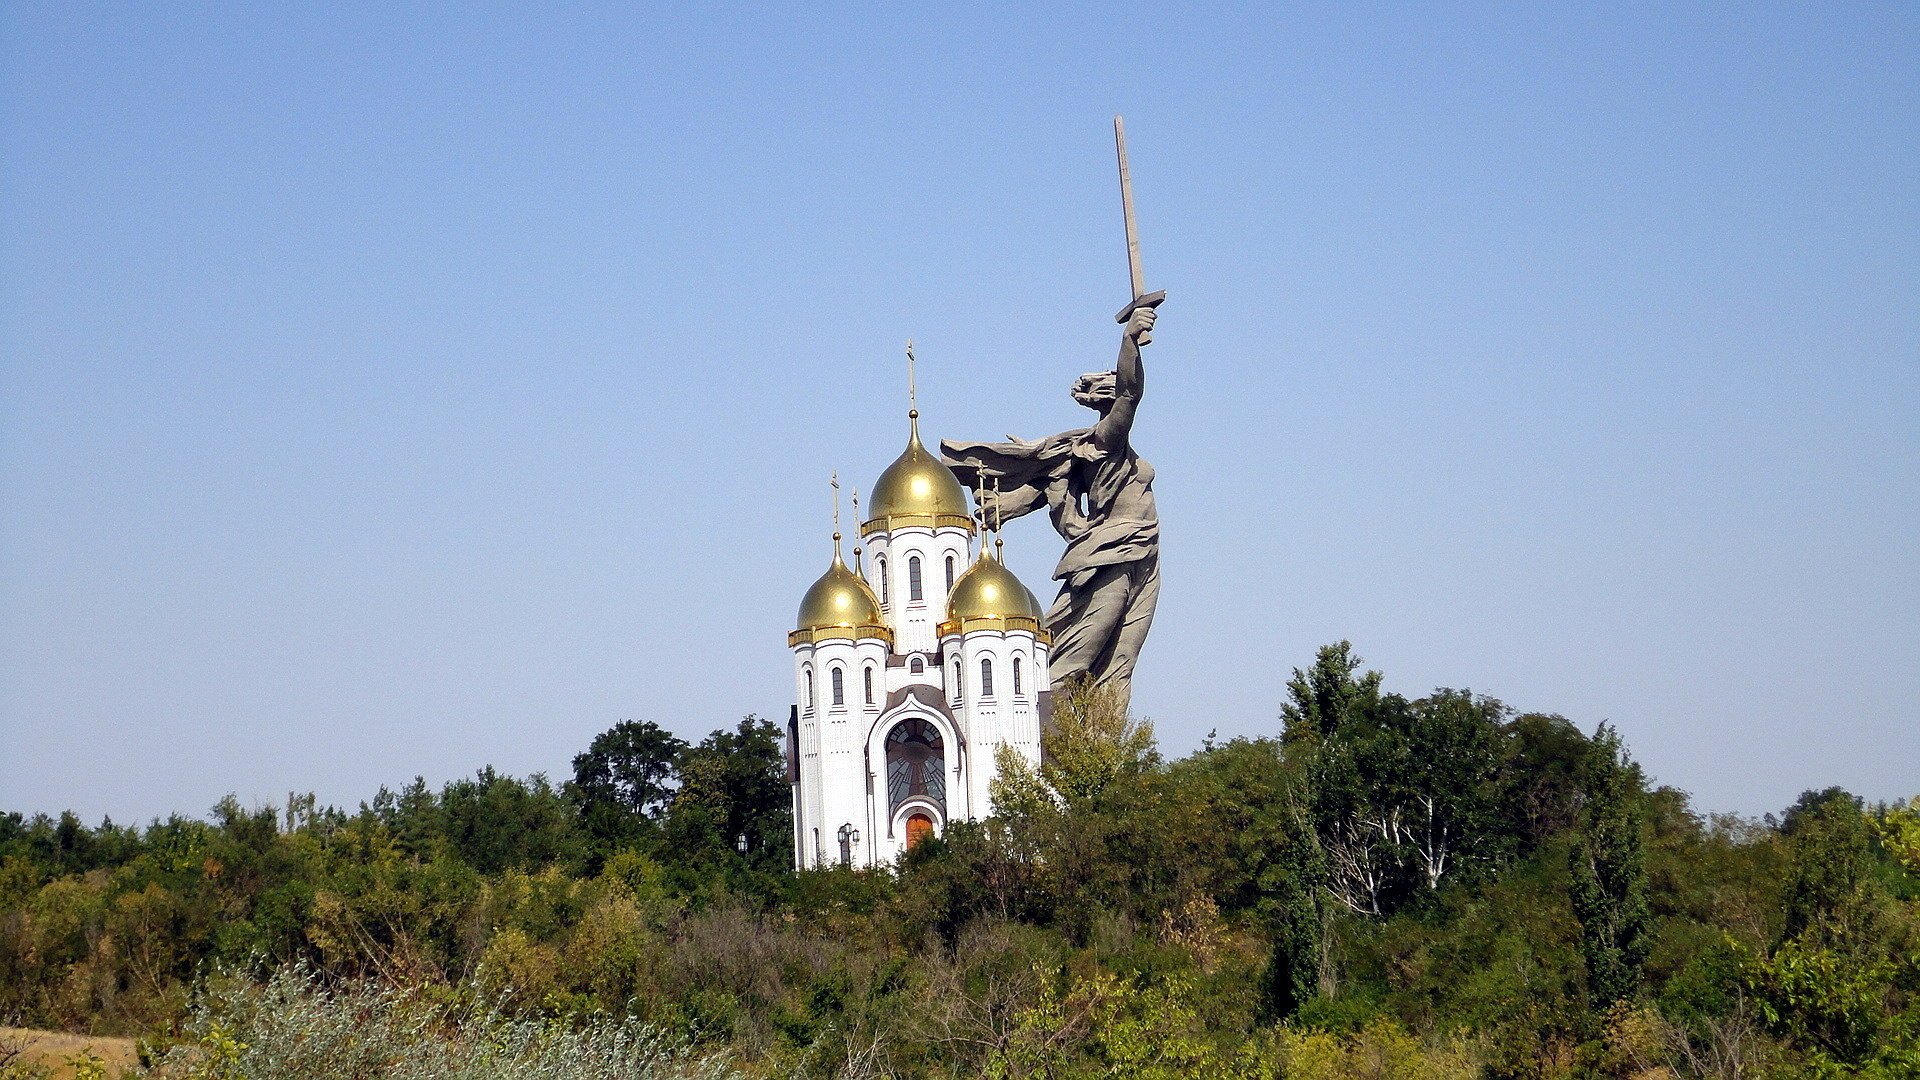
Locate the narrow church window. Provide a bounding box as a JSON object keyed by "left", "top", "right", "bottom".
{"left": 981, "top": 658, "right": 994, "bottom": 697}
{"left": 952, "top": 659, "right": 962, "bottom": 701}
{"left": 1013, "top": 656, "right": 1023, "bottom": 695}
{"left": 804, "top": 668, "right": 814, "bottom": 710}
{"left": 877, "top": 557, "right": 889, "bottom": 605}
{"left": 864, "top": 666, "right": 875, "bottom": 704}
{"left": 830, "top": 667, "right": 844, "bottom": 707}
{"left": 908, "top": 555, "right": 923, "bottom": 601}
{"left": 945, "top": 554, "right": 956, "bottom": 591}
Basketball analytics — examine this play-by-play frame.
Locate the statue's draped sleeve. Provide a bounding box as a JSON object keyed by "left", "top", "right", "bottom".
{"left": 941, "top": 431, "right": 1086, "bottom": 527}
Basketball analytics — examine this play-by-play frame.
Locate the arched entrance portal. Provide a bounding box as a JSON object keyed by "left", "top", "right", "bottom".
{"left": 906, "top": 813, "right": 935, "bottom": 849}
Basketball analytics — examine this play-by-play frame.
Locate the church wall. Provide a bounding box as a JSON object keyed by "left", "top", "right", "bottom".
{"left": 861, "top": 525, "right": 971, "bottom": 654}
{"left": 793, "top": 636, "right": 889, "bottom": 868}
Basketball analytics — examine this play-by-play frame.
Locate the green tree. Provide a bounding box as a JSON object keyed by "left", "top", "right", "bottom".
{"left": 1779, "top": 787, "right": 1876, "bottom": 944}
{"left": 437, "top": 769, "right": 584, "bottom": 875}
{"left": 1037, "top": 678, "right": 1158, "bottom": 807}
{"left": 1300, "top": 671, "right": 1508, "bottom": 916}
{"left": 1498, "top": 712, "right": 1590, "bottom": 853}
{"left": 664, "top": 716, "right": 792, "bottom": 885}
{"left": 1743, "top": 788, "right": 1913, "bottom": 1070}
{"left": 570, "top": 720, "right": 688, "bottom": 857}
{"left": 1256, "top": 828, "right": 1323, "bottom": 1023}
{"left": 1280, "top": 640, "right": 1382, "bottom": 744}
{"left": 1567, "top": 723, "right": 1650, "bottom": 1009}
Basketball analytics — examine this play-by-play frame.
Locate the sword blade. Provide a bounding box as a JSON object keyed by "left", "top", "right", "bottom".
{"left": 1115, "top": 115, "right": 1146, "bottom": 300}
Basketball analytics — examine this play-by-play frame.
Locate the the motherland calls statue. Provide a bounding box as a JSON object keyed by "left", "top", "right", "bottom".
{"left": 941, "top": 302, "right": 1160, "bottom": 702}
{"left": 942, "top": 116, "right": 1166, "bottom": 706}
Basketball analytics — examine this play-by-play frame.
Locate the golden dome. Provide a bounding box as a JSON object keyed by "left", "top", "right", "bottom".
{"left": 862, "top": 412, "right": 974, "bottom": 537}
{"left": 938, "top": 545, "right": 1048, "bottom": 640}
{"left": 791, "top": 549, "right": 892, "bottom": 647}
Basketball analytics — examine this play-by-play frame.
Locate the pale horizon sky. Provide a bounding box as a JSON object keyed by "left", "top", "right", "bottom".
{"left": 4, "top": 3, "right": 1916, "bottom": 825}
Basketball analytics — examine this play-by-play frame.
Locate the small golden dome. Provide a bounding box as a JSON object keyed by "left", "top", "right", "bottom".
{"left": 939, "top": 546, "right": 1048, "bottom": 640}
{"left": 791, "top": 549, "right": 892, "bottom": 647}
{"left": 862, "top": 413, "right": 974, "bottom": 537}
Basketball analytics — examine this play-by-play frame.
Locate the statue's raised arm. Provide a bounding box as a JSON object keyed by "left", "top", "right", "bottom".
{"left": 1087, "top": 305, "right": 1154, "bottom": 453}
{"left": 940, "top": 301, "right": 1163, "bottom": 706}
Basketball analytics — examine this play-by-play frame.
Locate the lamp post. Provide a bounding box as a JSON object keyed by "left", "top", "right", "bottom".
{"left": 836, "top": 822, "right": 861, "bottom": 867}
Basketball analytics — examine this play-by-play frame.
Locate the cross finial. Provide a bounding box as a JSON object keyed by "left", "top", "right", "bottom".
{"left": 991, "top": 476, "right": 1005, "bottom": 559}
{"left": 973, "top": 475, "right": 990, "bottom": 548}
{"left": 849, "top": 486, "right": 863, "bottom": 572}
{"left": 830, "top": 471, "right": 842, "bottom": 558}
{"left": 906, "top": 339, "right": 918, "bottom": 420}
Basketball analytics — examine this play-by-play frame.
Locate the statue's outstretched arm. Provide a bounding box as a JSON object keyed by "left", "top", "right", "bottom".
{"left": 1092, "top": 306, "right": 1154, "bottom": 450}
{"left": 981, "top": 482, "right": 1047, "bottom": 530}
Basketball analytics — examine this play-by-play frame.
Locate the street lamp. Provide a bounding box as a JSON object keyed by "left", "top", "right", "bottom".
{"left": 836, "top": 823, "right": 861, "bottom": 866}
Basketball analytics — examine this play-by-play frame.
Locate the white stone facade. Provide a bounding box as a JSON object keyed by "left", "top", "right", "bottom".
{"left": 787, "top": 499, "right": 1049, "bottom": 870}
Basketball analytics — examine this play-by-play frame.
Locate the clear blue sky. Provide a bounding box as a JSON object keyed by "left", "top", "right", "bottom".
{"left": 3, "top": 3, "right": 1915, "bottom": 823}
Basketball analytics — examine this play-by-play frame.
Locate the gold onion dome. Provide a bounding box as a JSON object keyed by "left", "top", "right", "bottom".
{"left": 791, "top": 545, "right": 893, "bottom": 647}
{"left": 862, "top": 412, "right": 975, "bottom": 537}
{"left": 939, "top": 544, "right": 1048, "bottom": 640}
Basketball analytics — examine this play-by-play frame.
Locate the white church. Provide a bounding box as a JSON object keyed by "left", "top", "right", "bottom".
{"left": 786, "top": 403, "right": 1051, "bottom": 869}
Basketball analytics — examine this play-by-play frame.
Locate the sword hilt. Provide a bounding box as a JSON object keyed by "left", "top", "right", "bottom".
{"left": 1115, "top": 289, "right": 1166, "bottom": 344}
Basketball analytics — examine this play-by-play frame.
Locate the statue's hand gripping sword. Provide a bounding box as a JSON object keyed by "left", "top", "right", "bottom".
{"left": 1112, "top": 115, "right": 1166, "bottom": 341}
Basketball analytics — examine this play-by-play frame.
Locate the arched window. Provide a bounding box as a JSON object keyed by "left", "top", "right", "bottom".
{"left": 945, "top": 554, "right": 956, "bottom": 591}
{"left": 877, "top": 557, "right": 889, "bottom": 605}
{"left": 908, "top": 555, "right": 923, "bottom": 601}
{"left": 885, "top": 719, "right": 945, "bottom": 813}
{"left": 952, "top": 658, "right": 963, "bottom": 701}
{"left": 804, "top": 667, "right": 814, "bottom": 710}
{"left": 909, "top": 656, "right": 924, "bottom": 675}
{"left": 863, "top": 665, "right": 875, "bottom": 705}
{"left": 981, "top": 658, "right": 994, "bottom": 697}
{"left": 1013, "top": 655, "right": 1024, "bottom": 696}
{"left": 830, "top": 667, "right": 844, "bottom": 707}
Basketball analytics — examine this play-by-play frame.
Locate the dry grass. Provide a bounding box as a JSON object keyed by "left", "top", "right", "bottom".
{"left": 0, "top": 1027, "right": 139, "bottom": 1078}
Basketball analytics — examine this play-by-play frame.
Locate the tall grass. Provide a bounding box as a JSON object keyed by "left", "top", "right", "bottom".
{"left": 152, "top": 967, "right": 741, "bottom": 1080}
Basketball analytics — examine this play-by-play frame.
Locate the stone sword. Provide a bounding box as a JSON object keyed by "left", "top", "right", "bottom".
{"left": 1112, "top": 115, "right": 1166, "bottom": 339}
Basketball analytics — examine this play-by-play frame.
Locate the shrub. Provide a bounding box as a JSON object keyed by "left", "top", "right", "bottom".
{"left": 152, "top": 966, "right": 741, "bottom": 1080}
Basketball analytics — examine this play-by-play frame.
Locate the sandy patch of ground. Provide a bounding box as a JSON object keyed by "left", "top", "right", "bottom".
{"left": 0, "top": 1027, "right": 141, "bottom": 1077}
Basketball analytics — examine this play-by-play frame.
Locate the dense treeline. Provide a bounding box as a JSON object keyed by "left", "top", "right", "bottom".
{"left": 2, "top": 644, "right": 1915, "bottom": 1078}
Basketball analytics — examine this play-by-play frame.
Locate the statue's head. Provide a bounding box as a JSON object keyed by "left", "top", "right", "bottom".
{"left": 1071, "top": 371, "right": 1117, "bottom": 413}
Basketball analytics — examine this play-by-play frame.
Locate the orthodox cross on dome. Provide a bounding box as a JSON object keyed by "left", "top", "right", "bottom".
{"left": 849, "top": 486, "right": 863, "bottom": 572}
{"left": 830, "top": 471, "right": 842, "bottom": 557}
{"left": 992, "top": 476, "right": 1006, "bottom": 558}
{"left": 905, "top": 339, "right": 918, "bottom": 419}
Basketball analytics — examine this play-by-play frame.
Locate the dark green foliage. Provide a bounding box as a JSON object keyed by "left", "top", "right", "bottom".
{"left": 1294, "top": 646, "right": 1515, "bottom": 918}
{"left": 1, "top": 647, "right": 1912, "bottom": 1078}
{"left": 571, "top": 720, "right": 688, "bottom": 855}
{"left": 1500, "top": 712, "right": 1590, "bottom": 854}
{"left": 1779, "top": 787, "right": 1875, "bottom": 943}
{"left": 1741, "top": 789, "right": 1917, "bottom": 1071}
{"left": 437, "top": 768, "right": 584, "bottom": 875}
{"left": 662, "top": 716, "right": 793, "bottom": 894}
{"left": 1256, "top": 834, "right": 1322, "bottom": 1023}
{"left": 1568, "top": 723, "right": 1651, "bottom": 1009}
{"left": 1279, "top": 639, "right": 1381, "bottom": 744}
